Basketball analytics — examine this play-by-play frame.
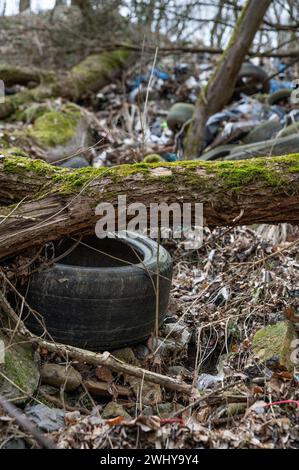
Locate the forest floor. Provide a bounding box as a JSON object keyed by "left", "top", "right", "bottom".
{"left": 0, "top": 10, "right": 299, "bottom": 450}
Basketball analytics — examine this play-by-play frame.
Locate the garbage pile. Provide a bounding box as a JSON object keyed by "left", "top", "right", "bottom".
{"left": 2, "top": 55, "right": 297, "bottom": 168}
{"left": 91, "top": 57, "right": 298, "bottom": 166}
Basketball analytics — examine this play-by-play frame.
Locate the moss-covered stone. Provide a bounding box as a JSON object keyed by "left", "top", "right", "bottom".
{"left": 143, "top": 154, "right": 164, "bottom": 163}
{"left": 252, "top": 321, "right": 297, "bottom": 371}
{"left": 26, "top": 103, "right": 82, "bottom": 148}
{"left": 166, "top": 102, "right": 195, "bottom": 131}
{"left": 0, "top": 331, "right": 40, "bottom": 403}
{"left": 14, "top": 102, "right": 52, "bottom": 124}
{"left": 101, "top": 401, "right": 131, "bottom": 420}
{"left": 112, "top": 347, "right": 141, "bottom": 367}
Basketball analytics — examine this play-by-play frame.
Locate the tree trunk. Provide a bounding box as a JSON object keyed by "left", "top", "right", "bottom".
{"left": 0, "top": 154, "right": 298, "bottom": 261}
{"left": 184, "top": 0, "right": 271, "bottom": 159}
{"left": 19, "top": 0, "right": 30, "bottom": 13}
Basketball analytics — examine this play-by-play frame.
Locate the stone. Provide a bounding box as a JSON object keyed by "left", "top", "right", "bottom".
{"left": 41, "top": 363, "right": 82, "bottom": 392}
{"left": 252, "top": 321, "right": 297, "bottom": 371}
{"left": 61, "top": 156, "right": 89, "bottom": 168}
{"left": 134, "top": 343, "right": 150, "bottom": 360}
{"left": 101, "top": 402, "right": 131, "bottom": 420}
{"left": 168, "top": 365, "right": 190, "bottom": 377}
{"left": 25, "top": 404, "right": 65, "bottom": 432}
{"left": 15, "top": 102, "right": 96, "bottom": 164}
{"left": 155, "top": 402, "right": 173, "bottom": 417}
{"left": 2, "top": 438, "right": 26, "bottom": 449}
{"left": 0, "top": 331, "right": 40, "bottom": 404}
{"left": 128, "top": 377, "right": 162, "bottom": 406}
{"left": 152, "top": 337, "right": 177, "bottom": 358}
{"left": 112, "top": 347, "right": 141, "bottom": 366}
{"left": 166, "top": 102, "right": 195, "bottom": 131}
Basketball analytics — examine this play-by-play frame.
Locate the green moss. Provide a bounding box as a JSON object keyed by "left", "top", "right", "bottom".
{"left": 26, "top": 103, "right": 82, "bottom": 148}
{"left": 4, "top": 86, "right": 52, "bottom": 122}
{"left": 209, "top": 159, "right": 283, "bottom": 188}
{"left": 3, "top": 155, "right": 57, "bottom": 176}
{"left": 252, "top": 321, "right": 297, "bottom": 371}
{"left": 2, "top": 153, "right": 299, "bottom": 198}
{"left": 68, "top": 49, "right": 131, "bottom": 97}
{"left": 143, "top": 154, "right": 164, "bottom": 163}
{"left": 14, "top": 102, "right": 52, "bottom": 123}
{"left": 0, "top": 147, "right": 29, "bottom": 158}
{"left": 226, "top": 402, "right": 247, "bottom": 417}
{"left": 0, "top": 332, "right": 40, "bottom": 403}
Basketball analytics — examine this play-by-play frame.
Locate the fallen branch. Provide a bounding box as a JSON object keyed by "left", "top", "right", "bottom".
{"left": 106, "top": 42, "right": 299, "bottom": 59}
{"left": 0, "top": 294, "right": 193, "bottom": 396}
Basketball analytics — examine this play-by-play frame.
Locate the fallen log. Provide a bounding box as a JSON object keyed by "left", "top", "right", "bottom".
{"left": 0, "top": 49, "right": 132, "bottom": 119}
{"left": 0, "top": 63, "right": 43, "bottom": 87}
{"left": 0, "top": 154, "right": 299, "bottom": 261}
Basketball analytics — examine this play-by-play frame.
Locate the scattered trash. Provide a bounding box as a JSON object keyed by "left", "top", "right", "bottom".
{"left": 25, "top": 404, "right": 65, "bottom": 432}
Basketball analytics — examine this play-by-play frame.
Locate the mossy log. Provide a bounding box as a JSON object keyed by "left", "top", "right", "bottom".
{"left": 0, "top": 49, "right": 132, "bottom": 119}
{"left": 0, "top": 63, "right": 43, "bottom": 87}
{"left": 0, "top": 154, "right": 299, "bottom": 260}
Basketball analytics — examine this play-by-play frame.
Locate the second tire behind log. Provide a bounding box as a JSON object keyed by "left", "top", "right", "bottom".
{"left": 24, "top": 233, "right": 173, "bottom": 351}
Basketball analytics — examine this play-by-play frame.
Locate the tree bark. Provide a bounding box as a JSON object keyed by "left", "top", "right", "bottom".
{"left": 19, "top": 0, "right": 30, "bottom": 13}
{"left": 0, "top": 154, "right": 298, "bottom": 261}
{"left": 184, "top": 0, "right": 272, "bottom": 159}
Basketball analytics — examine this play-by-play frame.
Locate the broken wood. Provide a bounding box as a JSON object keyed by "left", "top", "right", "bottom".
{"left": 84, "top": 380, "right": 133, "bottom": 398}
{"left": 0, "top": 154, "right": 299, "bottom": 261}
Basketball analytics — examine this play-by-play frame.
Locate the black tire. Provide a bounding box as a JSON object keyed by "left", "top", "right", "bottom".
{"left": 234, "top": 63, "right": 269, "bottom": 97}
{"left": 199, "top": 144, "right": 236, "bottom": 161}
{"left": 243, "top": 120, "right": 281, "bottom": 144}
{"left": 24, "top": 233, "right": 173, "bottom": 351}
{"left": 268, "top": 89, "right": 292, "bottom": 106}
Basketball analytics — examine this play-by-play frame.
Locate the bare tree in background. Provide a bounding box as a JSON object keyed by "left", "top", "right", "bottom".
{"left": 19, "top": 0, "right": 30, "bottom": 13}
{"left": 184, "top": 0, "right": 272, "bottom": 159}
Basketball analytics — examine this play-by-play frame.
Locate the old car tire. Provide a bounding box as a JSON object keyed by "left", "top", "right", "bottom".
{"left": 243, "top": 120, "right": 281, "bottom": 144}
{"left": 268, "top": 89, "right": 292, "bottom": 106}
{"left": 234, "top": 63, "right": 269, "bottom": 97}
{"left": 23, "top": 233, "right": 173, "bottom": 351}
{"left": 200, "top": 144, "right": 236, "bottom": 161}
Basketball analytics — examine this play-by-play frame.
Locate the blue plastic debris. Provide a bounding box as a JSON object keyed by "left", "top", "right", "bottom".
{"left": 160, "top": 152, "right": 179, "bottom": 162}
{"left": 131, "top": 68, "right": 170, "bottom": 90}
{"left": 269, "top": 79, "right": 293, "bottom": 94}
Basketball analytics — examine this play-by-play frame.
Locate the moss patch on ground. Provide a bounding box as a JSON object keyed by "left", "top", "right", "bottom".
{"left": 252, "top": 321, "right": 297, "bottom": 371}
{"left": 0, "top": 331, "right": 40, "bottom": 403}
